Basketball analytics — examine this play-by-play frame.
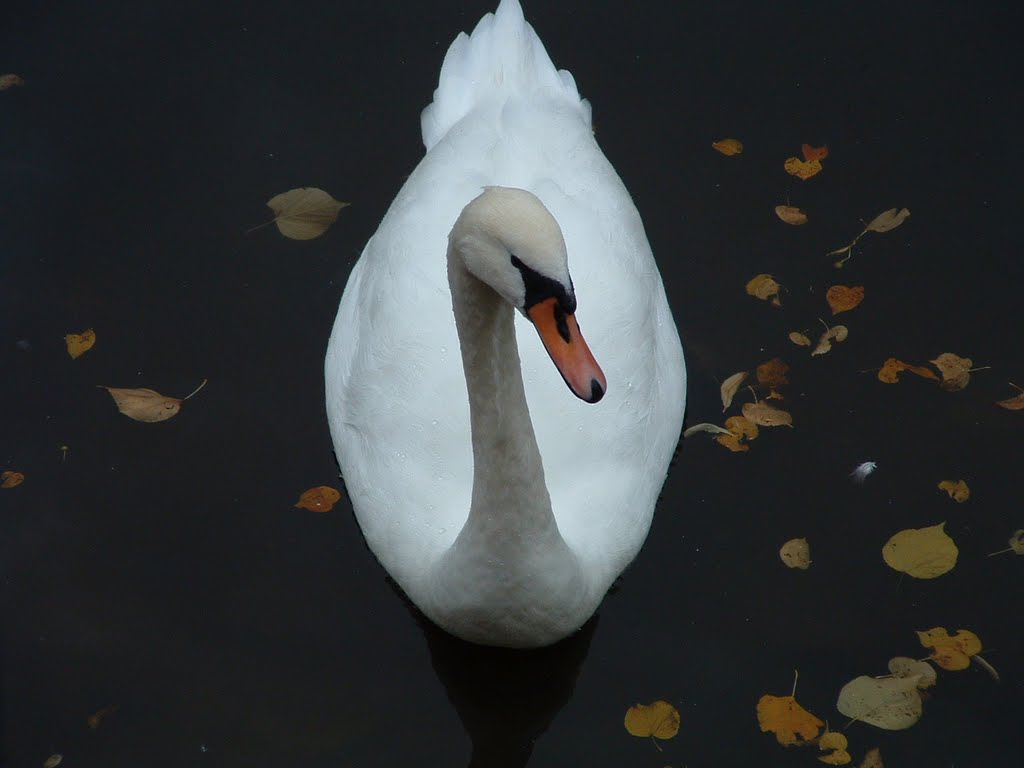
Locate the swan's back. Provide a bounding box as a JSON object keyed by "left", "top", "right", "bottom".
{"left": 326, "top": 0, "right": 685, "bottom": 608}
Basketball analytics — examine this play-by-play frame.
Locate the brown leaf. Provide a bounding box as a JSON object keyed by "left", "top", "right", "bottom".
{"left": 742, "top": 401, "right": 793, "bottom": 427}
{"left": 779, "top": 537, "right": 811, "bottom": 569}
{"left": 2, "top": 470, "right": 26, "bottom": 489}
{"left": 930, "top": 352, "right": 973, "bottom": 391}
{"left": 859, "top": 748, "right": 884, "bottom": 768}
{"left": 746, "top": 274, "right": 783, "bottom": 305}
{"left": 996, "top": 384, "right": 1024, "bottom": 410}
{"left": 802, "top": 143, "right": 829, "bottom": 162}
{"left": 712, "top": 138, "right": 744, "bottom": 156}
{"left": 756, "top": 357, "right": 789, "bottom": 389}
{"left": 826, "top": 285, "right": 865, "bottom": 314}
{"left": 865, "top": 207, "right": 910, "bottom": 233}
{"left": 99, "top": 379, "right": 205, "bottom": 423}
{"left": 721, "top": 371, "right": 748, "bottom": 411}
{"left": 775, "top": 205, "right": 808, "bottom": 225}
{"left": 0, "top": 73, "right": 26, "bottom": 90}
{"left": 877, "top": 358, "right": 938, "bottom": 384}
{"left": 264, "top": 187, "right": 349, "bottom": 240}
{"left": 789, "top": 331, "right": 812, "bottom": 347}
{"left": 937, "top": 480, "right": 970, "bottom": 503}
{"left": 87, "top": 704, "right": 120, "bottom": 729}
{"left": 295, "top": 485, "right": 342, "bottom": 512}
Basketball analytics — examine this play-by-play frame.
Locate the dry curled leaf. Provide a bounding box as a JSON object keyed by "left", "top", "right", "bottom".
{"left": 264, "top": 187, "right": 349, "bottom": 240}
{"left": 624, "top": 700, "right": 680, "bottom": 741}
{"left": 996, "top": 384, "right": 1024, "bottom": 410}
{"left": 789, "top": 331, "right": 811, "bottom": 347}
{"left": 712, "top": 138, "right": 743, "bottom": 156}
{"left": 721, "top": 371, "right": 748, "bottom": 411}
{"left": 2, "top": 470, "right": 26, "bottom": 489}
{"left": 742, "top": 401, "right": 793, "bottom": 427}
{"left": 0, "top": 73, "right": 26, "bottom": 90}
{"left": 930, "top": 352, "right": 973, "bottom": 391}
{"left": 784, "top": 156, "right": 823, "bottom": 181}
{"left": 812, "top": 325, "right": 848, "bottom": 356}
{"left": 757, "top": 692, "right": 823, "bottom": 745}
{"left": 779, "top": 537, "right": 811, "bottom": 570}
{"left": 295, "top": 485, "right": 341, "bottom": 512}
{"left": 100, "top": 379, "right": 206, "bottom": 423}
{"left": 818, "top": 731, "right": 851, "bottom": 765}
{"left": 775, "top": 205, "right": 808, "bottom": 225}
{"left": 836, "top": 675, "right": 922, "bottom": 731}
{"left": 683, "top": 422, "right": 732, "bottom": 438}
{"left": 65, "top": 328, "right": 96, "bottom": 359}
{"left": 882, "top": 522, "right": 958, "bottom": 579}
{"left": 865, "top": 207, "right": 911, "bottom": 233}
{"left": 826, "top": 285, "right": 864, "bottom": 315}
{"left": 937, "top": 480, "right": 970, "bottom": 503}
{"left": 917, "top": 627, "right": 982, "bottom": 671}
{"left": 877, "top": 358, "right": 938, "bottom": 384}
{"left": 746, "top": 274, "right": 783, "bottom": 306}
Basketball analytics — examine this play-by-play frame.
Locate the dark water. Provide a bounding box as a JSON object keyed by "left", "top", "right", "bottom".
{"left": 2, "top": 1, "right": 1021, "bottom": 766}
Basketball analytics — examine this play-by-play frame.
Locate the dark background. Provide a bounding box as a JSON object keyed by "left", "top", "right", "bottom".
{"left": 2, "top": 1, "right": 1021, "bottom": 766}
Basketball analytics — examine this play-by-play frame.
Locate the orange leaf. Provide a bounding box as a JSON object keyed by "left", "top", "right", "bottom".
{"left": 937, "top": 480, "right": 970, "bottom": 503}
{"left": 712, "top": 138, "right": 744, "bottom": 156}
{"left": 826, "top": 285, "right": 865, "bottom": 315}
{"left": 756, "top": 358, "right": 790, "bottom": 389}
{"left": 757, "top": 693, "right": 823, "bottom": 746}
{"left": 746, "top": 273, "right": 783, "bottom": 305}
{"left": 784, "top": 157, "right": 823, "bottom": 180}
{"left": 916, "top": 627, "right": 982, "bottom": 671}
{"left": 2, "top": 470, "right": 26, "bottom": 489}
{"left": 624, "top": 700, "right": 681, "bottom": 741}
{"left": 877, "top": 358, "right": 938, "bottom": 384}
{"left": 995, "top": 384, "right": 1024, "bottom": 410}
{"left": 65, "top": 328, "right": 96, "bottom": 359}
{"left": 295, "top": 485, "right": 342, "bottom": 512}
{"left": 802, "top": 143, "right": 829, "bottom": 161}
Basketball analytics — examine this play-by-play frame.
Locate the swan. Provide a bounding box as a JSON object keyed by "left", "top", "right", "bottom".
{"left": 325, "top": 0, "right": 686, "bottom": 648}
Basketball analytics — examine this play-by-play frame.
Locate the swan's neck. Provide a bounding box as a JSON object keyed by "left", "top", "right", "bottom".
{"left": 428, "top": 254, "right": 583, "bottom": 646}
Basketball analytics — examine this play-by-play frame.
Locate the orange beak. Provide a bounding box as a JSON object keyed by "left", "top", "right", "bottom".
{"left": 526, "top": 297, "right": 606, "bottom": 403}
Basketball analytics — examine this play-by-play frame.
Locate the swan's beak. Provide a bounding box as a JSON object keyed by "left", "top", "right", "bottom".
{"left": 527, "top": 297, "right": 607, "bottom": 403}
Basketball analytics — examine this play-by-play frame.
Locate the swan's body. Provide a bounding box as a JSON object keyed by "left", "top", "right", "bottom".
{"left": 325, "top": 0, "right": 686, "bottom": 648}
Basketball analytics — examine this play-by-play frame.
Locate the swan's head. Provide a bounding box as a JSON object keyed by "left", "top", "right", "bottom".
{"left": 450, "top": 186, "right": 606, "bottom": 403}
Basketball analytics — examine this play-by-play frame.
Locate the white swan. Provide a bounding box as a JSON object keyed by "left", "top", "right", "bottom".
{"left": 325, "top": 0, "right": 686, "bottom": 648}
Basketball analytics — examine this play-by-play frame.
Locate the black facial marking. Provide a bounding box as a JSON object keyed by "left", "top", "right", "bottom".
{"left": 510, "top": 254, "right": 576, "bottom": 314}
{"left": 553, "top": 301, "right": 571, "bottom": 344}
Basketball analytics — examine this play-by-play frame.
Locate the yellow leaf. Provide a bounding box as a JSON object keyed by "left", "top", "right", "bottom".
{"left": 712, "top": 138, "right": 744, "bottom": 156}
{"left": 818, "top": 731, "right": 851, "bottom": 765}
{"left": 826, "top": 285, "right": 865, "bottom": 315}
{"left": 882, "top": 522, "right": 958, "bottom": 579}
{"left": 721, "top": 371, "right": 748, "bottom": 411}
{"left": 937, "top": 480, "right": 970, "bottom": 503}
{"left": 775, "top": 205, "right": 808, "bottom": 225}
{"left": 877, "top": 357, "right": 938, "bottom": 384}
{"left": 716, "top": 433, "right": 749, "bottom": 452}
{"left": 916, "top": 627, "right": 982, "bottom": 671}
{"left": 624, "top": 700, "right": 680, "bottom": 741}
{"left": 265, "top": 187, "right": 349, "bottom": 240}
{"left": 784, "top": 156, "right": 823, "bottom": 180}
{"left": 724, "top": 415, "right": 758, "bottom": 441}
{"left": 65, "top": 328, "right": 96, "bottom": 359}
{"left": 742, "top": 401, "right": 793, "bottom": 428}
{"left": 789, "top": 331, "right": 812, "bottom": 347}
{"left": 0, "top": 73, "right": 26, "bottom": 90}
{"left": 746, "top": 273, "right": 783, "bottom": 305}
{"left": 779, "top": 537, "right": 811, "bottom": 570}
{"left": 836, "top": 675, "right": 922, "bottom": 730}
{"left": 2, "top": 470, "right": 26, "bottom": 489}
{"left": 757, "top": 693, "right": 823, "bottom": 745}
{"left": 295, "top": 485, "right": 342, "bottom": 512}
{"left": 99, "top": 379, "right": 205, "bottom": 423}
{"left": 930, "top": 352, "right": 973, "bottom": 391}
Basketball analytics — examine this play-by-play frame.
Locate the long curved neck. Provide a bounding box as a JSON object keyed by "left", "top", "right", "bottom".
{"left": 446, "top": 255, "right": 562, "bottom": 554}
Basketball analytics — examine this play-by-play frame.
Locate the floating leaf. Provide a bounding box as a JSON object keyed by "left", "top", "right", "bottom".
{"left": 624, "top": 700, "right": 680, "bottom": 742}
{"left": 789, "top": 331, "right": 812, "bottom": 347}
{"left": 818, "top": 731, "right": 851, "bottom": 765}
{"left": 65, "top": 328, "right": 96, "bottom": 359}
{"left": 683, "top": 422, "right": 732, "bottom": 438}
{"left": 859, "top": 747, "right": 884, "bottom": 768}
{"left": 882, "top": 522, "right": 958, "bottom": 579}
{"left": 87, "top": 704, "right": 120, "bottom": 729}
{"left": 746, "top": 273, "right": 783, "bottom": 306}
{"left": 826, "top": 285, "right": 865, "bottom": 315}
{"left": 937, "top": 480, "right": 970, "bottom": 503}
{"left": 865, "top": 208, "right": 911, "bottom": 233}
{"left": 812, "top": 325, "right": 848, "bottom": 356}
{"left": 775, "top": 205, "right": 808, "bottom": 225}
{"left": 742, "top": 401, "right": 793, "bottom": 427}
{"left": 99, "top": 379, "right": 205, "bottom": 423}
{"left": 757, "top": 692, "right": 823, "bottom": 745}
{"left": 930, "top": 352, "right": 973, "bottom": 391}
{"left": 716, "top": 415, "right": 759, "bottom": 453}
{"left": 2, "top": 470, "right": 26, "bottom": 489}
{"left": 850, "top": 461, "right": 878, "bottom": 484}
{"left": 264, "top": 187, "right": 349, "bottom": 240}
{"left": 712, "top": 138, "right": 744, "bottom": 156}
{"left": 995, "top": 383, "right": 1024, "bottom": 410}
{"left": 917, "top": 627, "right": 982, "bottom": 671}
{"left": 779, "top": 537, "right": 811, "bottom": 570}
{"left": 802, "top": 144, "right": 829, "bottom": 162}
{"left": 43, "top": 755, "right": 63, "bottom": 768}
{"left": 295, "top": 485, "right": 341, "bottom": 512}
{"left": 887, "top": 657, "right": 937, "bottom": 689}
{"left": 836, "top": 675, "right": 922, "bottom": 730}
{"left": 989, "top": 529, "right": 1024, "bottom": 556}
{"left": 784, "top": 156, "right": 823, "bottom": 181}
{"left": 877, "top": 358, "right": 938, "bottom": 384}
{"left": 756, "top": 357, "right": 790, "bottom": 390}
{"left": 0, "top": 73, "right": 25, "bottom": 90}
{"left": 721, "top": 371, "right": 748, "bottom": 411}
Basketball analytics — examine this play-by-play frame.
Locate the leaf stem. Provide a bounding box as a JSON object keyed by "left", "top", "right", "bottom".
{"left": 183, "top": 379, "right": 208, "bottom": 401}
